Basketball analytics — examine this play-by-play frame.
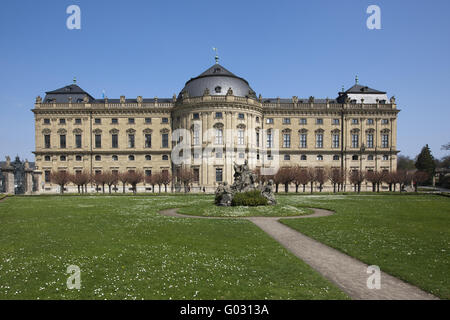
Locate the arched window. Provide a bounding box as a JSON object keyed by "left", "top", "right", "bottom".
{"left": 352, "top": 155, "right": 359, "bottom": 161}
{"left": 333, "top": 155, "right": 340, "bottom": 161}
{"left": 162, "top": 155, "right": 169, "bottom": 160}
{"left": 128, "top": 155, "right": 135, "bottom": 161}
{"left": 317, "top": 155, "right": 323, "bottom": 161}
{"left": 95, "top": 155, "right": 101, "bottom": 161}
{"left": 112, "top": 155, "right": 118, "bottom": 161}
{"left": 145, "top": 155, "right": 151, "bottom": 161}
{"left": 301, "top": 155, "right": 307, "bottom": 161}
{"left": 284, "top": 155, "right": 291, "bottom": 161}
{"left": 368, "top": 155, "right": 374, "bottom": 161}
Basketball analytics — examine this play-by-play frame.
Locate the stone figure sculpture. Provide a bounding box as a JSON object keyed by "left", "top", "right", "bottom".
{"left": 215, "top": 160, "right": 275, "bottom": 206}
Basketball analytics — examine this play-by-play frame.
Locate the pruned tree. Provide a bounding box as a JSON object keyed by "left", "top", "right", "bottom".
{"left": 153, "top": 172, "right": 164, "bottom": 193}
{"left": 396, "top": 170, "right": 413, "bottom": 191}
{"left": 366, "top": 171, "right": 386, "bottom": 192}
{"left": 160, "top": 171, "right": 171, "bottom": 193}
{"left": 314, "top": 168, "right": 328, "bottom": 192}
{"left": 50, "top": 170, "right": 71, "bottom": 194}
{"left": 70, "top": 171, "right": 90, "bottom": 194}
{"left": 118, "top": 172, "right": 129, "bottom": 193}
{"left": 413, "top": 171, "right": 429, "bottom": 192}
{"left": 382, "top": 171, "right": 396, "bottom": 192}
{"left": 329, "top": 168, "right": 345, "bottom": 193}
{"left": 127, "top": 171, "right": 144, "bottom": 194}
{"left": 177, "top": 168, "right": 195, "bottom": 193}
{"left": 292, "top": 167, "right": 310, "bottom": 193}
{"left": 92, "top": 172, "right": 108, "bottom": 193}
{"left": 349, "top": 170, "right": 365, "bottom": 193}
{"left": 307, "top": 168, "right": 316, "bottom": 193}
{"left": 103, "top": 171, "right": 119, "bottom": 194}
{"left": 276, "top": 167, "right": 294, "bottom": 193}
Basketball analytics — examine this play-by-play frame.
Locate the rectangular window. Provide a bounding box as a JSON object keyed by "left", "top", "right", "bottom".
{"left": 216, "top": 168, "right": 223, "bottom": 182}
{"left": 316, "top": 134, "right": 323, "bottom": 148}
{"left": 44, "top": 135, "right": 51, "bottom": 148}
{"left": 193, "top": 113, "right": 200, "bottom": 120}
{"left": 145, "top": 134, "right": 152, "bottom": 148}
{"left": 111, "top": 118, "right": 118, "bottom": 124}
{"left": 128, "top": 134, "right": 135, "bottom": 148}
{"left": 352, "top": 118, "right": 359, "bottom": 124}
{"left": 193, "top": 130, "right": 200, "bottom": 146}
{"left": 193, "top": 168, "right": 199, "bottom": 182}
{"left": 45, "top": 171, "right": 51, "bottom": 183}
{"left": 333, "top": 119, "right": 340, "bottom": 125}
{"left": 367, "top": 119, "right": 374, "bottom": 125}
{"left": 94, "top": 118, "right": 101, "bottom": 124}
{"left": 75, "top": 134, "right": 82, "bottom": 148}
{"left": 215, "top": 129, "right": 223, "bottom": 145}
{"left": 112, "top": 134, "right": 118, "bottom": 148}
{"left": 266, "top": 132, "right": 273, "bottom": 148}
{"left": 145, "top": 170, "right": 152, "bottom": 177}
{"left": 300, "top": 134, "right": 307, "bottom": 148}
{"left": 43, "top": 118, "right": 50, "bottom": 124}
{"left": 145, "top": 118, "right": 152, "bottom": 124}
{"left": 256, "top": 132, "right": 260, "bottom": 148}
{"left": 332, "top": 134, "right": 339, "bottom": 148}
{"left": 237, "top": 129, "right": 244, "bottom": 145}
{"left": 95, "top": 134, "right": 102, "bottom": 148}
{"left": 382, "top": 119, "right": 389, "bottom": 124}
{"left": 162, "top": 117, "right": 169, "bottom": 124}
{"left": 283, "top": 133, "right": 291, "bottom": 148}
{"left": 316, "top": 118, "right": 323, "bottom": 125}
{"left": 266, "top": 118, "right": 274, "bottom": 124}
{"left": 162, "top": 133, "right": 169, "bottom": 148}
{"left": 215, "top": 112, "right": 223, "bottom": 119}
{"left": 60, "top": 135, "right": 66, "bottom": 149}
{"left": 300, "top": 118, "right": 307, "bottom": 125}
{"left": 352, "top": 134, "right": 359, "bottom": 148}
{"left": 59, "top": 119, "right": 66, "bottom": 125}
{"left": 128, "top": 118, "right": 135, "bottom": 124}
{"left": 367, "top": 134, "right": 374, "bottom": 148}
{"left": 283, "top": 118, "right": 291, "bottom": 124}
{"left": 382, "top": 134, "right": 389, "bottom": 148}
{"left": 238, "top": 113, "right": 245, "bottom": 119}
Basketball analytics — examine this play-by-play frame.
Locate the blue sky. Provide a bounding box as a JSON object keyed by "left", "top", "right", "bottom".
{"left": 0, "top": 0, "right": 449, "bottom": 161}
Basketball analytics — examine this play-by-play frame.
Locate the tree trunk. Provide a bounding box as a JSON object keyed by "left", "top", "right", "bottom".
{"left": 333, "top": 184, "right": 336, "bottom": 193}
{"left": 310, "top": 182, "right": 313, "bottom": 194}
{"left": 123, "top": 183, "right": 126, "bottom": 193}
{"left": 295, "top": 184, "right": 299, "bottom": 193}
{"left": 285, "top": 183, "right": 289, "bottom": 193}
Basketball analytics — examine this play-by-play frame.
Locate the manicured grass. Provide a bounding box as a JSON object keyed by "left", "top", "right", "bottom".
{"left": 178, "top": 196, "right": 313, "bottom": 217}
{"left": 278, "top": 194, "right": 450, "bottom": 299}
{"left": 0, "top": 195, "right": 347, "bottom": 300}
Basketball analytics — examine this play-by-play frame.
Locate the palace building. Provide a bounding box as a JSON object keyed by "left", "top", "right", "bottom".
{"left": 32, "top": 60, "right": 399, "bottom": 193}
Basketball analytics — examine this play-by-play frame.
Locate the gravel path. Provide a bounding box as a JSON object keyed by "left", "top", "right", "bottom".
{"left": 159, "top": 208, "right": 438, "bottom": 300}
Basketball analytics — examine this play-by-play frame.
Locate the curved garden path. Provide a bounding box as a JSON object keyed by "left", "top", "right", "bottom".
{"left": 159, "top": 207, "right": 438, "bottom": 300}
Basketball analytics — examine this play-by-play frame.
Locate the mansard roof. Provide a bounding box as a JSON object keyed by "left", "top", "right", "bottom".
{"left": 345, "top": 84, "right": 386, "bottom": 94}
{"left": 44, "top": 84, "right": 95, "bottom": 103}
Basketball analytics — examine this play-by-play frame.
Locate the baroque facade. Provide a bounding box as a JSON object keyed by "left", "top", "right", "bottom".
{"left": 32, "top": 61, "right": 399, "bottom": 193}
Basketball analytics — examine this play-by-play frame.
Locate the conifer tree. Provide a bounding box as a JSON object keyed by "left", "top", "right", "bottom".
{"left": 415, "top": 144, "right": 435, "bottom": 184}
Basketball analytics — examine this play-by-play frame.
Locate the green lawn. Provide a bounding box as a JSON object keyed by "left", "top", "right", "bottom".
{"left": 178, "top": 197, "right": 313, "bottom": 217}
{"left": 278, "top": 194, "right": 450, "bottom": 299}
{"left": 0, "top": 195, "right": 347, "bottom": 300}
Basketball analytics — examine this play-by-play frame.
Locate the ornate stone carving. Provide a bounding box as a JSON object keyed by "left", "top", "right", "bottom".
{"left": 390, "top": 96, "right": 396, "bottom": 103}
{"left": 83, "top": 95, "right": 89, "bottom": 103}
{"left": 226, "top": 87, "right": 233, "bottom": 96}
{"left": 137, "top": 96, "right": 143, "bottom": 103}
{"left": 261, "top": 179, "right": 276, "bottom": 205}
{"left": 36, "top": 96, "right": 42, "bottom": 104}
{"left": 120, "top": 96, "right": 125, "bottom": 103}
{"left": 214, "top": 159, "right": 275, "bottom": 206}
{"left": 203, "top": 88, "right": 210, "bottom": 96}
{"left": 309, "top": 96, "right": 315, "bottom": 103}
